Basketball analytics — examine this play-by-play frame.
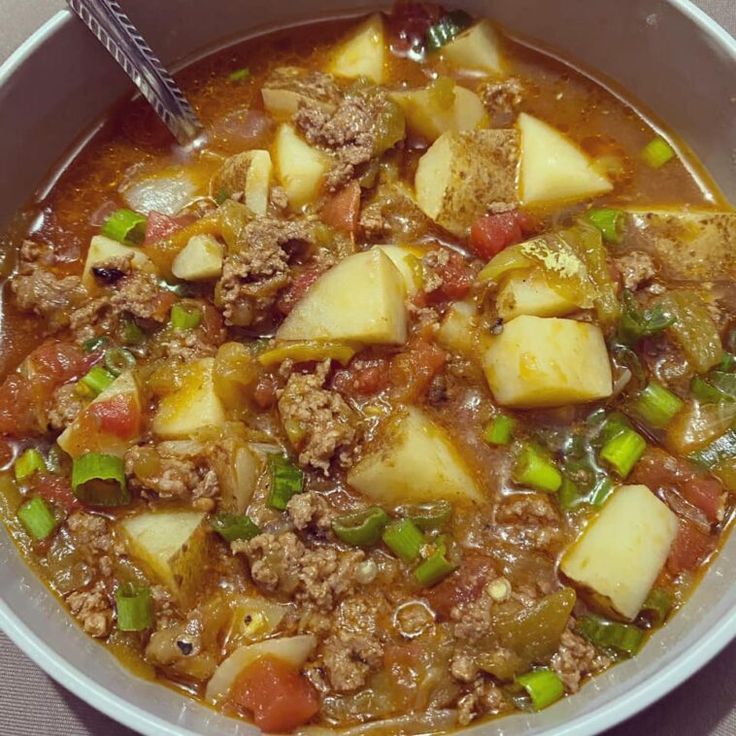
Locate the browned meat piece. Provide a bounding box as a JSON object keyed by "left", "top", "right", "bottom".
{"left": 68, "top": 297, "right": 115, "bottom": 343}
{"left": 66, "top": 580, "right": 113, "bottom": 638}
{"left": 11, "top": 268, "right": 87, "bottom": 328}
{"left": 234, "top": 531, "right": 364, "bottom": 611}
{"left": 262, "top": 67, "right": 341, "bottom": 115}
{"left": 90, "top": 253, "right": 134, "bottom": 285}
{"left": 322, "top": 631, "right": 383, "bottom": 692}
{"left": 495, "top": 493, "right": 560, "bottom": 525}
{"left": 154, "top": 327, "right": 221, "bottom": 363}
{"left": 457, "top": 678, "right": 509, "bottom": 726}
{"left": 216, "top": 218, "right": 313, "bottom": 327}
{"left": 47, "top": 382, "right": 87, "bottom": 431}
{"left": 125, "top": 441, "right": 221, "bottom": 501}
{"left": 109, "top": 271, "right": 174, "bottom": 323}
{"left": 286, "top": 491, "right": 336, "bottom": 533}
{"left": 551, "top": 625, "right": 612, "bottom": 693}
{"left": 278, "top": 361, "right": 360, "bottom": 474}
{"left": 478, "top": 77, "right": 524, "bottom": 126}
{"left": 614, "top": 251, "right": 658, "bottom": 291}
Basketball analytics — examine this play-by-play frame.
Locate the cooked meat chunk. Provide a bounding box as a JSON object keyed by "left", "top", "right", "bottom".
{"left": 91, "top": 253, "right": 133, "bottom": 284}
{"left": 495, "top": 493, "right": 560, "bottom": 525}
{"left": 551, "top": 625, "right": 612, "bottom": 693}
{"left": 66, "top": 580, "right": 113, "bottom": 638}
{"left": 478, "top": 77, "right": 524, "bottom": 125}
{"left": 287, "top": 491, "right": 336, "bottom": 533}
{"left": 68, "top": 297, "right": 116, "bottom": 343}
{"left": 457, "top": 678, "right": 509, "bottom": 726}
{"left": 614, "top": 251, "right": 658, "bottom": 291}
{"left": 109, "top": 271, "right": 175, "bottom": 323}
{"left": 12, "top": 267, "right": 87, "bottom": 327}
{"left": 145, "top": 612, "right": 217, "bottom": 681}
{"left": 47, "top": 382, "right": 87, "bottom": 431}
{"left": 322, "top": 631, "right": 383, "bottom": 692}
{"left": 262, "top": 66, "right": 341, "bottom": 115}
{"left": 278, "top": 361, "right": 360, "bottom": 474}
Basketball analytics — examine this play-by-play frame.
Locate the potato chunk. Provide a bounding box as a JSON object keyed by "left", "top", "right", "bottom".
{"left": 273, "top": 124, "right": 329, "bottom": 209}
{"left": 171, "top": 234, "right": 224, "bottom": 281}
{"left": 120, "top": 510, "right": 210, "bottom": 605}
{"left": 82, "top": 235, "right": 154, "bottom": 289}
{"left": 277, "top": 249, "right": 407, "bottom": 345}
{"left": 441, "top": 20, "right": 505, "bottom": 76}
{"left": 373, "top": 244, "right": 424, "bottom": 297}
{"left": 153, "top": 357, "right": 227, "bottom": 438}
{"left": 262, "top": 67, "right": 339, "bottom": 119}
{"left": 392, "top": 84, "right": 486, "bottom": 142}
{"left": 437, "top": 300, "right": 479, "bottom": 358}
{"left": 328, "top": 14, "right": 386, "bottom": 84}
{"left": 348, "top": 406, "right": 482, "bottom": 504}
{"left": 496, "top": 272, "right": 578, "bottom": 320}
{"left": 561, "top": 485, "right": 678, "bottom": 620}
{"left": 518, "top": 113, "right": 612, "bottom": 206}
{"left": 482, "top": 316, "right": 612, "bottom": 407}
{"left": 415, "top": 129, "right": 518, "bottom": 236}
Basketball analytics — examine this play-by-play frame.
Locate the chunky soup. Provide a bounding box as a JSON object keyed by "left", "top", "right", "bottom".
{"left": 1, "top": 4, "right": 735, "bottom": 733}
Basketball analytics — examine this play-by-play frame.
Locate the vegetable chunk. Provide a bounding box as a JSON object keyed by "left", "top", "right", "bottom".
{"left": 561, "top": 484, "right": 678, "bottom": 620}
{"left": 518, "top": 113, "right": 612, "bottom": 206}
{"left": 415, "top": 129, "right": 519, "bottom": 236}
{"left": 277, "top": 250, "right": 408, "bottom": 345}
{"left": 82, "top": 235, "right": 154, "bottom": 289}
{"left": 496, "top": 272, "right": 578, "bottom": 320}
{"left": 441, "top": 20, "right": 505, "bottom": 76}
{"left": 120, "top": 510, "right": 210, "bottom": 604}
{"left": 482, "top": 315, "right": 612, "bottom": 407}
{"left": 273, "top": 124, "right": 329, "bottom": 209}
{"left": 347, "top": 406, "right": 482, "bottom": 504}
{"left": 171, "top": 234, "right": 224, "bottom": 281}
{"left": 328, "top": 14, "right": 386, "bottom": 83}
{"left": 373, "top": 244, "right": 424, "bottom": 297}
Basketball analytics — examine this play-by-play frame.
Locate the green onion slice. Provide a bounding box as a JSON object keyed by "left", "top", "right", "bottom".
{"left": 17, "top": 497, "right": 58, "bottom": 541}
{"left": 332, "top": 507, "right": 389, "bottom": 547}
{"left": 589, "top": 476, "right": 615, "bottom": 507}
{"left": 115, "top": 584, "right": 153, "bottom": 631}
{"left": 121, "top": 319, "right": 146, "bottom": 346}
{"left": 641, "top": 136, "right": 676, "bottom": 169}
{"left": 690, "top": 428, "right": 736, "bottom": 470}
{"left": 586, "top": 208, "right": 625, "bottom": 244}
{"left": 268, "top": 454, "right": 304, "bottom": 510}
{"left": 618, "top": 290, "right": 674, "bottom": 345}
{"left": 719, "top": 352, "right": 736, "bottom": 371}
{"left": 14, "top": 448, "right": 46, "bottom": 482}
{"left": 405, "top": 500, "right": 453, "bottom": 531}
{"left": 426, "top": 9, "right": 473, "bottom": 52}
{"left": 559, "top": 477, "right": 583, "bottom": 510}
{"left": 630, "top": 382, "right": 684, "bottom": 428}
{"left": 691, "top": 372, "right": 736, "bottom": 404}
{"left": 104, "top": 347, "right": 136, "bottom": 377}
{"left": 71, "top": 453, "right": 129, "bottom": 507}
{"left": 576, "top": 614, "right": 644, "bottom": 656}
{"left": 228, "top": 67, "right": 251, "bottom": 82}
{"left": 210, "top": 512, "right": 260, "bottom": 543}
{"left": 599, "top": 427, "right": 646, "bottom": 478}
{"left": 483, "top": 414, "right": 514, "bottom": 446}
{"left": 640, "top": 587, "right": 674, "bottom": 627}
{"left": 414, "top": 547, "right": 457, "bottom": 587}
{"left": 382, "top": 518, "right": 425, "bottom": 563}
{"left": 516, "top": 668, "right": 564, "bottom": 710}
{"left": 171, "top": 303, "right": 202, "bottom": 331}
{"left": 79, "top": 365, "right": 116, "bottom": 396}
{"left": 101, "top": 208, "right": 147, "bottom": 245}
{"left": 82, "top": 336, "right": 109, "bottom": 353}
{"left": 512, "top": 444, "right": 562, "bottom": 493}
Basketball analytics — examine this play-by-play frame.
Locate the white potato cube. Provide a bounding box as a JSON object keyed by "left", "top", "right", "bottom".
{"left": 415, "top": 129, "right": 518, "bottom": 236}
{"left": 328, "top": 14, "right": 386, "bottom": 84}
{"left": 561, "top": 485, "right": 678, "bottom": 620}
{"left": 273, "top": 124, "right": 330, "bottom": 209}
{"left": 518, "top": 113, "right": 612, "bottom": 206}
{"left": 482, "top": 315, "right": 612, "bottom": 407}
{"left": 153, "top": 357, "right": 227, "bottom": 438}
{"left": 172, "top": 234, "right": 224, "bottom": 281}
{"left": 348, "top": 406, "right": 482, "bottom": 504}
{"left": 277, "top": 249, "right": 407, "bottom": 345}
{"left": 497, "top": 272, "right": 578, "bottom": 320}
{"left": 437, "top": 300, "right": 479, "bottom": 358}
{"left": 262, "top": 67, "right": 339, "bottom": 119}
{"left": 244, "top": 150, "right": 272, "bottom": 216}
{"left": 442, "top": 20, "right": 505, "bottom": 76}
{"left": 82, "top": 235, "right": 154, "bottom": 289}
{"left": 373, "top": 244, "right": 424, "bottom": 297}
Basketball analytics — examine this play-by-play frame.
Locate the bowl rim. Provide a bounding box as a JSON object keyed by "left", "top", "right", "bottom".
{"left": 1, "top": 3, "right": 736, "bottom": 735}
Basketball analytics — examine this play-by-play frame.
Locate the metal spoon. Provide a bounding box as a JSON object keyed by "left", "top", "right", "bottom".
{"left": 66, "top": 0, "right": 205, "bottom": 148}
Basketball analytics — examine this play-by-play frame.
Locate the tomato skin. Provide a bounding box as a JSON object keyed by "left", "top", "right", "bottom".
{"left": 144, "top": 211, "right": 193, "bottom": 243}
{"left": 277, "top": 267, "right": 323, "bottom": 316}
{"left": 228, "top": 656, "right": 320, "bottom": 733}
{"left": 28, "top": 473, "right": 81, "bottom": 513}
{"left": 321, "top": 181, "right": 361, "bottom": 234}
{"left": 423, "top": 251, "right": 473, "bottom": 304}
{"left": 0, "top": 374, "right": 38, "bottom": 435}
{"left": 425, "top": 554, "right": 492, "bottom": 620}
{"left": 468, "top": 211, "right": 532, "bottom": 260}
{"left": 88, "top": 393, "right": 141, "bottom": 440}
{"left": 667, "top": 520, "right": 716, "bottom": 574}
{"left": 390, "top": 338, "right": 446, "bottom": 402}
{"left": 333, "top": 357, "right": 391, "bottom": 398}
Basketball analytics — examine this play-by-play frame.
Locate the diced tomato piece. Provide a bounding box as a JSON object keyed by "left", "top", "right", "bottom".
{"left": 151, "top": 290, "right": 178, "bottom": 322}
{"left": 333, "top": 357, "right": 391, "bottom": 398}
{"left": 88, "top": 393, "right": 141, "bottom": 440}
{"left": 28, "top": 473, "right": 81, "bottom": 513}
{"left": 0, "top": 374, "right": 38, "bottom": 435}
{"left": 424, "top": 250, "right": 473, "bottom": 304}
{"left": 228, "top": 656, "right": 320, "bottom": 733}
{"left": 390, "top": 338, "right": 446, "bottom": 402}
{"left": 667, "top": 519, "right": 716, "bottom": 575}
{"left": 424, "top": 553, "right": 492, "bottom": 620}
{"left": 144, "top": 211, "right": 194, "bottom": 244}
{"left": 199, "top": 302, "right": 226, "bottom": 344}
{"left": 468, "top": 210, "right": 534, "bottom": 260}
{"left": 253, "top": 376, "right": 277, "bottom": 409}
{"left": 277, "top": 267, "right": 323, "bottom": 316}
{"left": 320, "top": 181, "right": 361, "bottom": 234}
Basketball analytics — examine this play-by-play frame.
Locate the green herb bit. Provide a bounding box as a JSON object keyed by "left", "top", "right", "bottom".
{"left": 516, "top": 668, "right": 564, "bottom": 710}
{"left": 586, "top": 208, "right": 625, "bottom": 244}
{"left": 483, "top": 414, "right": 514, "bottom": 446}
{"left": 121, "top": 319, "right": 146, "bottom": 346}
{"left": 71, "top": 453, "right": 129, "bottom": 507}
{"left": 101, "top": 208, "right": 147, "bottom": 245}
{"left": 641, "top": 136, "right": 676, "bottom": 169}
{"left": 104, "top": 347, "right": 137, "bottom": 376}
{"left": 227, "top": 67, "right": 251, "bottom": 83}
{"left": 690, "top": 428, "right": 736, "bottom": 470}
{"left": 382, "top": 518, "right": 425, "bottom": 563}
{"left": 332, "top": 507, "right": 389, "bottom": 547}
{"left": 210, "top": 512, "right": 260, "bottom": 543}
{"left": 414, "top": 547, "right": 457, "bottom": 586}
{"left": 170, "top": 303, "right": 202, "bottom": 331}
{"left": 630, "top": 382, "right": 684, "bottom": 428}
{"left": 14, "top": 448, "right": 46, "bottom": 482}
{"left": 115, "top": 584, "right": 152, "bottom": 631}
{"left": 268, "top": 454, "right": 304, "bottom": 510}
{"left": 559, "top": 477, "right": 583, "bottom": 510}
{"left": 599, "top": 427, "right": 646, "bottom": 478}
{"left": 618, "top": 290, "right": 674, "bottom": 344}
{"left": 79, "top": 365, "right": 116, "bottom": 396}
{"left": 589, "top": 476, "right": 615, "bottom": 506}
{"left": 512, "top": 444, "right": 562, "bottom": 493}
{"left": 719, "top": 352, "right": 736, "bottom": 371}
{"left": 641, "top": 587, "right": 674, "bottom": 626}
{"left": 405, "top": 500, "right": 453, "bottom": 531}
{"left": 17, "top": 497, "right": 58, "bottom": 541}
{"left": 598, "top": 411, "right": 632, "bottom": 445}
{"left": 425, "top": 9, "right": 473, "bottom": 52}
{"left": 576, "top": 614, "right": 644, "bottom": 656}
{"left": 82, "top": 336, "right": 109, "bottom": 353}
{"left": 691, "top": 372, "right": 736, "bottom": 404}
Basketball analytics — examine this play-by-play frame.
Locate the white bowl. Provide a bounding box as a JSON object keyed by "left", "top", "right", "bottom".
{"left": 0, "top": 2, "right": 735, "bottom": 734}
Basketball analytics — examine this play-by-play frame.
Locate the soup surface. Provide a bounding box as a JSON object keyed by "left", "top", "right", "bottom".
{"left": 1, "top": 4, "right": 735, "bottom": 733}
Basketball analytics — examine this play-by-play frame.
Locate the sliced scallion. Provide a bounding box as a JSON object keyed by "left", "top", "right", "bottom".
{"left": 82, "top": 336, "right": 109, "bottom": 353}
{"left": 104, "top": 347, "right": 136, "bottom": 376}
{"left": 332, "top": 507, "right": 389, "bottom": 547}
{"left": 227, "top": 67, "right": 251, "bottom": 82}
{"left": 405, "top": 500, "right": 453, "bottom": 531}
{"left": 170, "top": 303, "right": 202, "bottom": 331}
{"left": 576, "top": 614, "right": 644, "bottom": 656}
{"left": 121, "top": 319, "right": 145, "bottom": 346}
{"left": 115, "top": 584, "right": 152, "bottom": 631}
{"left": 426, "top": 9, "right": 473, "bottom": 52}
{"left": 640, "top": 587, "right": 674, "bottom": 626}
{"left": 382, "top": 518, "right": 425, "bottom": 563}
{"left": 641, "top": 136, "right": 676, "bottom": 169}
{"left": 267, "top": 454, "right": 304, "bottom": 510}
{"left": 630, "top": 382, "right": 683, "bottom": 428}
{"left": 483, "top": 414, "right": 514, "bottom": 446}
{"left": 14, "top": 448, "right": 46, "bottom": 482}
{"left": 559, "top": 477, "right": 583, "bottom": 510}
{"left": 589, "top": 476, "right": 614, "bottom": 507}
{"left": 101, "top": 208, "right": 147, "bottom": 245}
{"left": 691, "top": 372, "right": 736, "bottom": 404}
{"left": 516, "top": 668, "right": 564, "bottom": 710}
{"left": 512, "top": 444, "right": 562, "bottom": 493}
{"left": 690, "top": 428, "right": 736, "bottom": 470}
{"left": 79, "top": 365, "right": 116, "bottom": 396}
{"left": 17, "top": 497, "right": 58, "bottom": 541}
{"left": 71, "top": 453, "right": 129, "bottom": 506}
{"left": 210, "top": 512, "right": 260, "bottom": 543}
{"left": 585, "top": 208, "right": 625, "bottom": 244}
{"left": 414, "top": 547, "right": 456, "bottom": 586}
{"left": 599, "top": 427, "right": 646, "bottom": 478}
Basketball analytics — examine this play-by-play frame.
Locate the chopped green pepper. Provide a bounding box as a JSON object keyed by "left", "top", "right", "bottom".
{"left": 332, "top": 507, "right": 389, "bottom": 547}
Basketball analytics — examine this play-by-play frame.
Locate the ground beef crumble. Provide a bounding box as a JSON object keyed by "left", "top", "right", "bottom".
{"left": 47, "top": 382, "right": 87, "bottom": 431}
{"left": 66, "top": 579, "right": 114, "bottom": 638}
{"left": 286, "top": 491, "right": 336, "bottom": 534}
{"left": 551, "top": 625, "right": 612, "bottom": 693}
{"left": 614, "top": 251, "right": 658, "bottom": 291}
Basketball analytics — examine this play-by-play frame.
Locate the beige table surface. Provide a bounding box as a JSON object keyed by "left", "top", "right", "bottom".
{"left": 1, "top": 0, "right": 736, "bottom": 734}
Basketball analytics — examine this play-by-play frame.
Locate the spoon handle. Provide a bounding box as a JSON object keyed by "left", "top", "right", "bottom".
{"left": 66, "top": 0, "right": 205, "bottom": 147}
